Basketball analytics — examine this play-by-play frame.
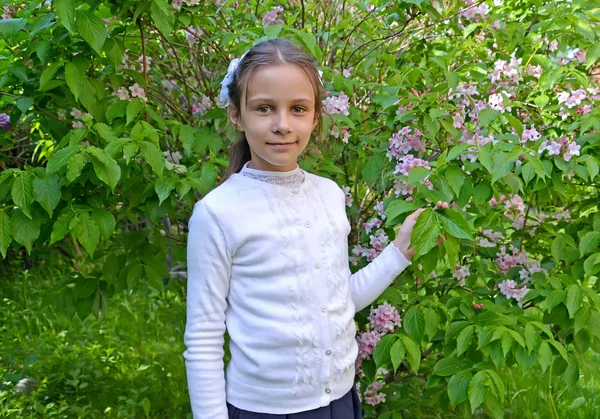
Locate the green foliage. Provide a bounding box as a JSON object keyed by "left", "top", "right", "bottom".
{"left": 1, "top": 0, "right": 599, "bottom": 417}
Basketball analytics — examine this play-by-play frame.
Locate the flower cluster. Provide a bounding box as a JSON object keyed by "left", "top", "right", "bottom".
{"left": 363, "top": 381, "right": 386, "bottom": 406}
{"left": 454, "top": 263, "right": 471, "bottom": 286}
{"left": 459, "top": 0, "right": 490, "bottom": 23}
{"left": 322, "top": 91, "right": 350, "bottom": 116}
{"left": 503, "top": 194, "right": 526, "bottom": 228}
{"left": 70, "top": 107, "right": 92, "bottom": 129}
{"left": 478, "top": 229, "right": 504, "bottom": 248}
{"left": 330, "top": 124, "right": 351, "bottom": 143}
{"left": 0, "top": 113, "right": 11, "bottom": 131}
{"left": 539, "top": 136, "right": 580, "bottom": 161}
{"left": 521, "top": 125, "right": 542, "bottom": 143}
{"left": 498, "top": 279, "right": 529, "bottom": 302}
{"left": 262, "top": 6, "right": 284, "bottom": 26}
{"left": 386, "top": 126, "right": 425, "bottom": 161}
{"left": 193, "top": 94, "right": 213, "bottom": 115}
{"left": 342, "top": 186, "right": 353, "bottom": 208}
{"left": 185, "top": 26, "right": 204, "bottom": 42}
{"left": 368, "top": 302, "right": 401, "bottom": 334}
{"left": 458, "top": 131, "right": 496, "bottom": 162}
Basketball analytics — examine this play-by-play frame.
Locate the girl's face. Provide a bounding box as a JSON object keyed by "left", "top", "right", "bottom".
{"left": 230, "top": 63, "right": 318, "bottom": 172}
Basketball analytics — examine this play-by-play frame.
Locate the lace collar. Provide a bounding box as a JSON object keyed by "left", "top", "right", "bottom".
{"left": 239, "top": 161, "right": 305, "bottom": 189}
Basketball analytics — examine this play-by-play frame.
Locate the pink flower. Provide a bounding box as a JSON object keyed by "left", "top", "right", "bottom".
{"left": 323, "top": 91, "right": 350, "bottom": 116}
{"left": 488, "top": 93, "right": 505, "bottom": 111}
{"left": 499, "top": 279, "right": 529, "bottom": 302}
{"left": 563, "top": 141, "right": 580, "bottom": 161}
{"left": 548, "top": 39, "right": 558, "bottom": 51}
{"left": 574, "top": 50, "right": 586, "bottom": 63}
{"left": 116, "top": 87, "right": 131, "bottom": 101}
{"left": 489, "top": 197, "right": 498, "bottom": 207}
{"left": 362, "top": 218, "right": 382, "bottom": 234}
{"left": 342, "top": 186, "right": 353, "bottom": 208}
{"left": 172, "top": 0, "right": 182, "bottom": 10}
{"left": 129, "top": 83, "right": 147, "bottom": 100}
{"left": 364, "top": 381, "right": 386, "bottom": 406}
{"left": 356, "top": 330, "right": 382, "bottom": 359}
{"left": 341, "top": 126, "right": 351, "bottom": 144}
{"left": 70, "top": 108, "right": 83, "bottom": 119}
{"left": 368, "top": 302, "right": 401, "bottom": 333}
{"left": 262, "top": 6, "right": 284, "bottom": 26}
{"left": 454, "top": 264, "right": 470, "bottom": 286}
{"left": 342, "top": 67, "right": 353, "bottom": 78}
{"left": 521, "top": 125, "right": 541, "bottom": 143}
{"left": 526, "top": 65, "right": 543, "bottom": 79}
{"left": 137, "top": 55, "right": 152, "bottom": 71}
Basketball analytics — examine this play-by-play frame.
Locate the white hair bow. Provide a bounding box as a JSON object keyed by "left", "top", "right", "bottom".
{"left": 218, "top": 52, "right": 248, "bottom": 108}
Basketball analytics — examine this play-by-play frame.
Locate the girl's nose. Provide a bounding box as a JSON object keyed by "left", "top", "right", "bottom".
{"left": 274, "top": 111, "right": 292, "bottom": 133}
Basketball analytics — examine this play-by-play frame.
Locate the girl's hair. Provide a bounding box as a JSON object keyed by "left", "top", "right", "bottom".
{"left": 219, "top": 38, "right": 324, "bottom": 184}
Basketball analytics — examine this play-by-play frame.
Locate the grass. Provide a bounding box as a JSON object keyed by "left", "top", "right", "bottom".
{"left": 1, "top": 261, "right": 599, "bottom": 418}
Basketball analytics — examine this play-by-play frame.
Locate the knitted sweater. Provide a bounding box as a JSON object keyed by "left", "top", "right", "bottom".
{"left": 184, "top": 169, "right": 411, "bottom": 418}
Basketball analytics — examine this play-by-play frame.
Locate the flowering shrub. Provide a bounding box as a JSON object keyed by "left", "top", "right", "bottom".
{"left": 0, "top": 0, "right": 599, "bottom": 417}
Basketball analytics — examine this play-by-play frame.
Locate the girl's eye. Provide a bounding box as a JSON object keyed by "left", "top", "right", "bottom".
{"left": 293, "top": 106, "right": 305, "bottom": 113}
{"left": 257, "top": 106, "right": 271, "bottom": 113}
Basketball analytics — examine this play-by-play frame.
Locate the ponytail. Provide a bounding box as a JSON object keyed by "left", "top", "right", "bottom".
{"left": 219, "top": 134, "right": 251, "bottom": 185}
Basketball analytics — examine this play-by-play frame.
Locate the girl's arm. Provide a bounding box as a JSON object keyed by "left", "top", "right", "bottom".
{"left": 184, "top": 201, "right": 232, "bottom": 419}
{"left": 343, "top": 189, "right": 425, "bottom": 312}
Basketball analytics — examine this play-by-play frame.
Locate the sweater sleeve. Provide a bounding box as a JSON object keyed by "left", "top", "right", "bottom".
{"left": 340, "top": 189, "right": 411, "bottom": 312}
{"left": 184, "top": 200, "right": 232, "bottom": 419}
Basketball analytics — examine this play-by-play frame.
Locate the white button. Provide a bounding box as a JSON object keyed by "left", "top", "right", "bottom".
{"left": 314, "top": 262, "right": 321, "bottom": 269}
{"left": 325, "top": 388, "right": 331, "bottom": 394}
{"left": 292, "top": 189, "right": 299, "bottom": 194}
{"left": 325, "top": 349, "right": 332, "bottom": 355}
{"left": 304, "top": 221, "right": 311, "bottom": 228}
{"left": 321, "top": 305, "right": 328, "bottom": 313}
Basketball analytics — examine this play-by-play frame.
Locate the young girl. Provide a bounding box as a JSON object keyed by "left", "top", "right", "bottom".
{"left": 184, "top": 38, "right": 425, "bottom": 419}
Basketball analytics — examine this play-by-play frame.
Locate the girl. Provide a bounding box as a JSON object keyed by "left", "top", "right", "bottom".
{"left": 184, "top": 38, "right": 425, "bottom": 419}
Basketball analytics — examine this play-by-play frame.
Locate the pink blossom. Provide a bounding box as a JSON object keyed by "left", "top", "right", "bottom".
{"left": 578, "top": 104, "right": 593, "bottom": 115}
{"left": 394, "top": 155, "right": 431, "bottom": 176}
{"left": 342, "top": 67, "right": 353, "bottom": 78}
{"left": 323, "top": 91, "right": 350, "bottom": 116}
{"left": 137, "top": 55, "right": 152, "bottom": 71}
{"left": 196, "top": 94, "right": 212, "bottom": 115}
{"left": 375, "top": 201, "right": 386, "bottom": 220}
{"left": 356, "top": 330, "right": 382, "bottom": 359}
{"left": 186, "top": 26, "right": 204, "bottom": 41}
{"left": 563, "top": 141, "right": 580, "bottom": 161}
{"left": 184, "top": 0, "right": 200, "bottom": 6}
{"left": 454, "top": 264, "right": 470, "bottom": 286}
{"left": 364, "top": 381, "right": 386, "bottom": 406}
{"left": 368, "top": 302, "right": 401, "bottom": 333}
{"left": 116, "top": 87, "right": 131, "bottom": 101}
{"left": 342, "top": 186, "right": 353, "bottom": 208}
{"left": 488, "top": 93, "right": 505, "bottom": 111}
{"left": 341, "top": 126, "right": 351, "bottom": 144}
{"left": 521, "top": 125, "right": 541, "bottom": 143}
{"left": 453, "top": 112, "right": 464, "bottom": 128}
{"left": 472, "top": 302, "right": 484, "bottom": 309}
{"left": 362, "top": 218, "right": 383, "bottom": 234}
{"left": 262, "top": 6, "right": 284, "bottom": 26}
{"left": 574, "top": 50, "right": 586, "bottom": 63}
{"left": 70, "top": 108, "right": 83, "bottom": 119}
{"left": 548, "top": 39, "right": 558, "bottom": 52}
{"left": 172, "top": 0, "right": 182, "bottom": 10}
{"left": 129, "top": 83, "right": 147, "bottom": 100}
{"left": 499, "top": 279, "right": 529, "bottom": 302}
{"left": 489, "top": 197, "right": 498, "bottom": 207}
{"left": 496, "top": 246, "right": 528, "bottom": 275}
{"left": 526, "top": 64, "right": 543, "bottom": 79}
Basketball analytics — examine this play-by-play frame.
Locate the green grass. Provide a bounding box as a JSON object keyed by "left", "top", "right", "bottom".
{"left": 0, "top": 266, "right": 190, "bottom": 418}
{"left": 1, "top": 263, "right": 599, "bottom": 418}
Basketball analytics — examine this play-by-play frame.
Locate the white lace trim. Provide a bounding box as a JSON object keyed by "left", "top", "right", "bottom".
{"left": 240, "top": 161, "right": 305, "bottom": 189}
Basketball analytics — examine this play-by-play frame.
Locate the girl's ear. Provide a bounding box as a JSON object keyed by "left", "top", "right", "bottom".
{"left": 228, "top": 106, "right": 244, "bottom": 131}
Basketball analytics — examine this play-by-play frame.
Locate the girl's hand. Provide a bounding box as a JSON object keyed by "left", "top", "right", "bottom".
{"left": 393, "top": 201, "right": 449, "bottom": 260}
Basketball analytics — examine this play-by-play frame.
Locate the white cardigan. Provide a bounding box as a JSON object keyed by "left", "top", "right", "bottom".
{"left": 184, "top": 170, "right": 410, "bottom": 418}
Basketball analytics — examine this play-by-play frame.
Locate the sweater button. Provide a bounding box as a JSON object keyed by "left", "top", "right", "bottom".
{"left": 321, "top": 305, "right": 328, "bottom": 313}
{"left": 292, "top": 189, "right": 299, "bottom": 194}
{"left": 304, "top": 221, "right": 311, "bottom": 228}
{"left": 314, "top": 262, "right": 321, "bottom": 269}
{"left": 325, "top": 388, "right": 331, "bottom": 394}
{"left": 325, "top": 349, "right": 332, "bottom": 356}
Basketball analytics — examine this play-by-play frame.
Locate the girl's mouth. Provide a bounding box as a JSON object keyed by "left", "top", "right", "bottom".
{"left": 267, "top": 141, "right": 298, "bottom": 148}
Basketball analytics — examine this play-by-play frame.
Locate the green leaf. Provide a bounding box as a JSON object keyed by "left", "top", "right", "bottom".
{"left": 127, "top": 98, "right": 146, "bottom": 125}
{"left": 445, "top": 165, "right": 465, "bottom": 197}
{"left": 478, "top": 109, "right": 498, "bottom": 126}
{"left": 438, "top": 209, "right": 472, "bottom": 240}
{"left": 0, "top": 18, "right": 27, "bottom": 41}
{"left": 478, "top": 145, "right": 493, "bottom": 174}
{"left": 70, "top": 211, "right": 100, "bottom": 257}
{"left": 566, "top": 285, "right": 583, "bottom": 319}
{"left": 50, "top": 210, "right": 75, "bottom": 244}
{"left": 584, "top": 158, "right": 599, "bottom": 181}
{"left": 423, "top": 307, "right": 439, "bottom": 340}
{"left": 54, "top": 0, "right": 76, "bottom": 32}
{"left": 548, "top": 339, "right": 569, "bottom": 362}
{"left": 410, "top": 209, "right": 440, "bottom": 259}
{"left": 373, "top": 334, "right": 398, "bottom": 367}
{"left": 469, "top": 370, "right": 489, "bottom": 413}
{"left": 33, "top": 176, "right": 61, "bottom": 217}
{"left": 155, "top": 176, "right": 178, "bottom": 204}
{"left": 433, "top": 358, "right": 468, "bottom": 377}
{"left": 75, "top": 10, "right": 107, "bottom": 54}
{"left": 407, "top": 166, "right": 430, "bottom": 185}
{"left": 484, "top": 370, "right": 505, "bottom": 403}
{"left": 385, "top": 200, "right": 416, "bottom": 226}
{"left": 87, "top": 147, "right": 121, "bottom": 192}
{"left": 362, "top": 153, "right": 386, "bottom": 186}
{"left": 47, "top": 145, "right": 79, "bottom": 174}
{"left": 11, "top": 210, "right": 40, "bottom": 254}
{"left": 0, "top": 210, "right": 13, "bottom": 258}
{"left": 139, "top": 141, "right": 165, "bottom": 176}
{"left": 91, "top": 208, "right": 116, "bottom": 239}
{"left": 390, "top": 338, "right": 405, "bottom": 373}
{"left": 106, "top": 100, "right": 128, "bottom": 123}
{"left": 448, "top": 370, "right": 472, "bottom": 407}
{"left": 11, "top": 172, "right": 34, "bottom": 218}
{"left": 39, "top": 62, "right": 63, "bottom": 90}
{"left": 580, "top": 231, "right": 600, "bottom": 257}
{"left": 151, "top": 0, "right": 175, "bottom": 37}
{"left": 457, "top": 325, "right": 475, "bottom": 356}
{"left": 524, "top": 323, "right": 539, "bottom": 353}
{"left": 67, "top": 152, "right": 87, "bottom": 183}
{"left": 546, "top": 289, "right": 566, "bottom": 313}
{"left": 404, "top": 307, "right": 425, "bottom": 342}
{"left": 93, "top": 123, "right": 118, "bottom": 142}
{"left": 64, "top": 62, "right": 83, "bottom": 101}
{"left": 504, "top": 114, "right": 523, "bottom": 138}
{"left": 401, "top": 336, "right": 420, "bottom": 373}
{"left": 537, "top": 341, "right": 552, "bottom": 373}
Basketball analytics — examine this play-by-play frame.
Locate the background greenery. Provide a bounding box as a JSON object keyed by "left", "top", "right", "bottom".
{"left": 1, "top": 0, "right": 599, "bottom": 417}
